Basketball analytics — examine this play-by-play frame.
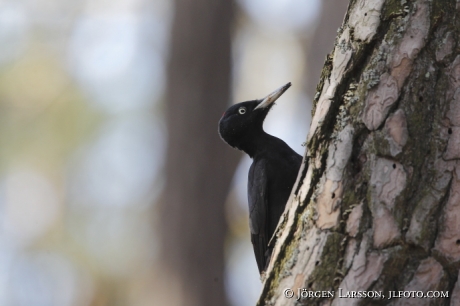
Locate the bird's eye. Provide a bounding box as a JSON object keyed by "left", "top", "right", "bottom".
{"left": 238, "top": 107, "right": 246, "bottom": 115}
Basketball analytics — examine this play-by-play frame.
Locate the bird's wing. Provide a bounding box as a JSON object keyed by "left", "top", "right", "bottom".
{"left": 248, "top": 160, "right": 270, "bottom": 273}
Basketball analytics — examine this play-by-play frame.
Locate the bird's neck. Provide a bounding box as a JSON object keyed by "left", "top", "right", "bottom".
{"left": 237, "top": 131, "right": 278, "bottom": 158}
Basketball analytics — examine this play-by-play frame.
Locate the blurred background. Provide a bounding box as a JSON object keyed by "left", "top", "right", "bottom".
{"left": 0, "top": 0, "right": 347, "bottom": 305}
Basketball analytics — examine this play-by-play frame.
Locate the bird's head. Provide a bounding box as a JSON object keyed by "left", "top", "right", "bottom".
{"left": 218, "top": 82, "right": 291, "bottom": 152}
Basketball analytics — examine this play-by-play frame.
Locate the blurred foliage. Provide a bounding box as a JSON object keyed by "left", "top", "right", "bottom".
{"left": 0, "top": 48, "right": 101, "bottom": 170}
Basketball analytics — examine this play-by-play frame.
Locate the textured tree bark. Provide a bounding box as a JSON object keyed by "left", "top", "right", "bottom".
{"left": 258, "top": 0, "right": 460, "bottom": 305}
{"left": 159, "top": 1, "right": 239, "bottom": 306}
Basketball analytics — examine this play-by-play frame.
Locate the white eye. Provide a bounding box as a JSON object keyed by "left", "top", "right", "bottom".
{"left": 238, "top": 107, "right": 246, "bottom": 115}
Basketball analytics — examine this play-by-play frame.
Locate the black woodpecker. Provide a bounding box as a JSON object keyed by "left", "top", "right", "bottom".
{"left": 218, "top": 83, "right": 302, "bottom": 273}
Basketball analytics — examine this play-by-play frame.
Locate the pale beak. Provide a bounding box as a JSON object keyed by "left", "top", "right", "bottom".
{"left": 254, "top": 82, "right": 291, "bottom": 110}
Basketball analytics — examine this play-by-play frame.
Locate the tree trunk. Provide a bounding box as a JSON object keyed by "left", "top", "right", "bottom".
{"left": 159, "top": 1, "right": 239, "bottom": 306}
{"left": 258, "top": 0, "right": 460, "bottom": 305}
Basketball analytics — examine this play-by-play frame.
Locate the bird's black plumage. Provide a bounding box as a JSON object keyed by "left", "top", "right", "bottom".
{"left": 218, "top": 83, "right": 302, "bottom": 273}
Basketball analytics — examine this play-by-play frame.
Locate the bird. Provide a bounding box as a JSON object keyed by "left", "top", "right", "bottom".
{"left": 218, "top": 82, "right": 302, "bottom": 273}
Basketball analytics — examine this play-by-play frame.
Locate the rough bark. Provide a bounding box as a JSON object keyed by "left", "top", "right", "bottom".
{"left": 258, "top": 0, "right": 460, "bottom": 305}
{"left": 159, "top": 1, "right": 239, "bottom": 306}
